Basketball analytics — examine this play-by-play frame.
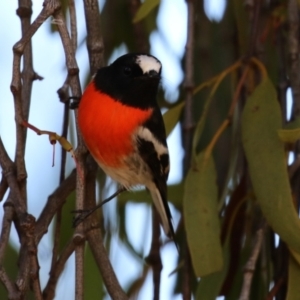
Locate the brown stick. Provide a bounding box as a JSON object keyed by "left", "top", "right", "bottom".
{"left": 239, "top": 227, "right": 264, "bottom": 300}
{"left": 182, "top": 0, "right": 195, "bottom": 298}
{"left": 145, "top": 207, "right": 162, "bottom": 300}
{"left": 0, "top": 266, "right": 21, "bottom": 299}
{"left": 43, "top": 239, "right": 77, "bottom": 300}
{"left": 35, "top": 169, "right": 76, "bottom": 243}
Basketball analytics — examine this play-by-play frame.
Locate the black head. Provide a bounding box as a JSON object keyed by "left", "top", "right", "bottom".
{"left": 94, "top": 53, "right": 162, "bottom": 109}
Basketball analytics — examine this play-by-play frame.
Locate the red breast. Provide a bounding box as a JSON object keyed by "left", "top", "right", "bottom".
{"left": 78, "top": 81, "right": 153, "bottom": 167}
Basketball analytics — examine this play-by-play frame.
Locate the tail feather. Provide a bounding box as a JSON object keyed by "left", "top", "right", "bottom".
{"left": 149, "top": 187, "right": 178, "bottom": 249}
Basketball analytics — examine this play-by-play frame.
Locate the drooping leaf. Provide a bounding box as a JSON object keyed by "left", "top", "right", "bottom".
{"left": 133, "top": 0, "right": 160, "bottom": 23}
{"left": 195, "top": 239, "right": 229, "bottom": 300}
{"left": 278, "top": 128, "right": 300, "bottom": 143}
{"left": 183, "top": 152, "right": 223, "bottom": 277}
{"left": 242, "top": 77, "right": 300, "bottom": 253}
{"left": 163, "top": 102, "right": 184, "bottom": 137}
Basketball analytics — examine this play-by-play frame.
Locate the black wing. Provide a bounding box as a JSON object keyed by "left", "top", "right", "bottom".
{"left": 137, "top": 107, "right": 176, "bottom": 239}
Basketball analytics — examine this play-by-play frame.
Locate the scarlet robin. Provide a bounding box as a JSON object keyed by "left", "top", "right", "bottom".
{"left": 78, "top": 53, "right": 175, "bottom": 241}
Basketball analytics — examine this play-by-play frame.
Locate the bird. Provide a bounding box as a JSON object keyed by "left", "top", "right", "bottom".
{"left": 77, "top": 53, "right": 176, "bottom": 241}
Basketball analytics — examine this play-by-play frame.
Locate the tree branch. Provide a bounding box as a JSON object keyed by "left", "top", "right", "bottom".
{"left": 182, "top": 0, "right": 195, "bottom": 298}
{"left": 35, "top": 169, "right": 76, "bottom": 243}
{"left": 43, "top": 239, "right": 77, "bottom": 300}
{"left": 0, "top": 266, "right": 21, "bottom": 300}
{"left": 239, "top": 227, "right": 264, "bottom": 300}
{"left": 83, "top": 0, "right": 105, "bottom": 74}
{"left": 0, "top": 204, "right": 14, "bottom": 264}
{"left": 145, "top": 207, "right": 162, "bottom": 300}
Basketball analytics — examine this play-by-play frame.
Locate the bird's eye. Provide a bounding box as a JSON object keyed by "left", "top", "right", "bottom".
{"left": 123, "top": 66, "right": 132, "bottom": 76}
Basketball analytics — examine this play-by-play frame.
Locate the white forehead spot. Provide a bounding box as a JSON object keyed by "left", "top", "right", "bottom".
{"left": 136, "top": 55, "right": 161, "bottom": 74}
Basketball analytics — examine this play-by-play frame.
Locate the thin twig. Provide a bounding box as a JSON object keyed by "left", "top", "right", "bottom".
{"left": 0, "top": 266, "right": 21, "bottom": 299}
{"left": 52, "top": 9, "right": 85, "bottom": 299}
{"left": 0, "top": 175, "right": 8, "bottom": 202}
{"left": 68, "top": 0, "right": 78, "bottom": 52}
{"left": 11, "top": 0, "right": 60, "bottom": 187}
{"left": 82, "top": 0, "right": 104, "bottom": 74}
{"left": 72, "top": 187, "right": 126, "bottom": 227}
{"left": 87, "top": 227, "right": 129, "bottom": 300}
{"left": 84, "top": 149, "right": 127, "bottom": 299}
{"left": 239, "top": 227, "right": 264, "bottom": 300}
{"left": 145, "top": 207, "right": 162, "bottom": 300}
{"left": 127, "top": 0, "right": 149, "bottom": 52}
{"left": 246, "top": 0, "right": 261, "bottom": 58}
{"left": 22, "top": 215, "right": 42, "bottom": 299}
{"left": 43, "top": 239, "right": 77, "bottom": 300}
{"left": 35, "top": 169, "right": 76, "bottom": 243}
{"left": 0, "top": 204, "right": 15, "bottom": 264}
{"left": 182, "top": 0, "right": 195, "bottom": 298}
{"left": 265, "top": 277, "right": 285, "bottom": 300}
{"left": 183, "top": 0, "right": 195, "bottom": 173}
{"left": 0, "top": 137, "right": 26, "bottom": 215}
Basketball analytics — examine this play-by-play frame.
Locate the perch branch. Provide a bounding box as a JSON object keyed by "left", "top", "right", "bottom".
{"left": 145, "top": 207, "right": 162, "bottom": 300}
{"left": 239, "top": 227, "right": 264, "bottom": 300}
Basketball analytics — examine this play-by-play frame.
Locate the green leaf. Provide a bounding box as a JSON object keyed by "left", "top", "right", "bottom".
{"left": 183, "top": 152, "right": 223, "bottom": 277}
{"left": 133, "top": 0, "right": 160, "bottom": 23}
{"left": 163, "top": 102, "right": 184, "bottom": 137}
{"left": 242, "top": 77, "right": 300, "bottom": 253}
{"left": 195, "top": 239, "right": 229, "bottom": 300}
{"left": 278, "top": 128, "right": 300, "bottom": 143}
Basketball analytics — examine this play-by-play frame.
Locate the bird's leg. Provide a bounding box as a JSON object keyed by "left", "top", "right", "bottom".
{"left": 72, "top": 186, "right": 126, "bottom": 227}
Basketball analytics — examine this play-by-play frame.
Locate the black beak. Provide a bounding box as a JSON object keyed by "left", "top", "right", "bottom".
{"left": 147, "top": 70, "right": 160, "bottom": 78}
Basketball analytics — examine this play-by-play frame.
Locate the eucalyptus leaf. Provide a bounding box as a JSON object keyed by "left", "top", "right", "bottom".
{"left": 242, "top": 77, "right": 300, "bottom": 253}
{"left": 184, "top": 152, "right": 223, "bottom": 277}
{"left": 133, "top": 0, "right": 160, "bottom": 23}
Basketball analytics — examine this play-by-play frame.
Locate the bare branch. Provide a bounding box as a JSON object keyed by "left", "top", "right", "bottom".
{"left": 0, "top": 175, "right": 8, "bottom": 202}
{"left": 81, "top": 159, "right": 127, "bottom": 300}
{"left": 43, "top": 239, "right": 77, "bottom": 300}
{"left": 11, "top": 0, "right": 61, "bottom": 187}
{"left": 127, "top": 0, "right": 149, "bottom": 52}
{"left": 87, "top": 227, "right": 128, "bottom": 300}
{"left": 0, "top": 204, "right": 14, "bottom": 264}
{"left": 0, "top": 137, "right": 26, "bottom": 215}
{"left": 83, "top": 0, "right": 104, "bottom": 74}
{"left": 239, "top": 227, "right": 264, "bottom": 300}
{"left": 0, "top": 266, "right": 21, "bottom": 300}
{"left": 182, "top": 0, "right": 195, "bottom": 298}
{"left": 183, "top": 0, "right": 195, "bottom": 172}
{"left": 35, "top": 169, "right": 76, "bottom": 243}
{"left": 68, "top": 0, "right": 78, "bottom": 52}
{"left": 145, "top": 207, "right": 162, "bottom": 300}
{"left": 22, "top": 215, "right": 42, "bottom": 299}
